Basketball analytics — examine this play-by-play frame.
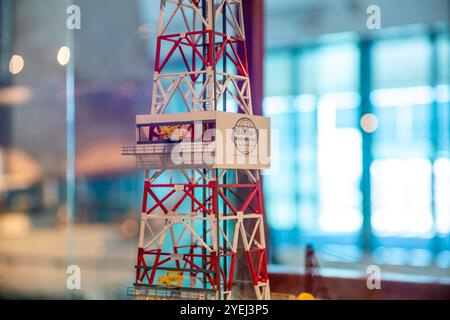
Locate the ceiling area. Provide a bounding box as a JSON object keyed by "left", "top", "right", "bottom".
{"left": 265, "top": 0, "right": 450, "bottom": 47}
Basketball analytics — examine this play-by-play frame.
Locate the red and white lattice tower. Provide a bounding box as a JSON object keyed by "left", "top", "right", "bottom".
{"left": 123, "top": 0, "right": 271, "bottom": 300}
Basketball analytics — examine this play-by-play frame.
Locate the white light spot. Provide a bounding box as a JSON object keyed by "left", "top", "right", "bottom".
{"left": 57, "top": 46, "right": 71, "bottom": 66}
{"left": 9, "top": 55, "right": 24, "bottom": 75}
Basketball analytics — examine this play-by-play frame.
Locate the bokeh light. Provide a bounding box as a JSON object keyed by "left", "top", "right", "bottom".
{"left": 9, "top": 54, "right": 24, "bottom": 74}
{"left": 57, "top": 46, "right": 71, "bottom": 66}
{"left": 360, "top": 113, "right": 379, "bottom": 133}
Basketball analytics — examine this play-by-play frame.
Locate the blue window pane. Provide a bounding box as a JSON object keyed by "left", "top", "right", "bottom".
{"left": 372, "top": 37, "right": 432, "bottom": 89}
{"left": 265, "top": 53, "right": 292, "bottom": 96}
{"left": 316, "top": 92, "right": 362, "bottom": 233}
{"left": 297, "top": 44, "right": 359, "bottom": 94}
{"left": 266, "top": 196, "right": 297, "bottom": 230}
{"left": 437, "top": 35, "right": 449, "bottom": 84}
{"left": 371, "top": 158, "right": 433, "bottom": 236}
{"left": 435, "top": 158, "right": 450, "bottom": 234}
{"left": 371, "top": 37, "right": 437, "bottom": 238}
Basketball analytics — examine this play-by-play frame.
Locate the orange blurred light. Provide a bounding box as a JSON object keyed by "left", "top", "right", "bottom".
{"left": 0, "top": 86, "right": 32, "bottom": 105}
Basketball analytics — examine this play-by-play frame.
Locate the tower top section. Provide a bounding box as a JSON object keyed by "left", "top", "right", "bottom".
{"left": 151, "top": 0, "right": 253, "bottom": 115}
{"left": 157, "top": 0, "right": 246, "bottom": 38}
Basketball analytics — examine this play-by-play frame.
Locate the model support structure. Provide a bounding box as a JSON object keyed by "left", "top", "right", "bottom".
{"left": 123, "top": 0, "right": 271, "bottom": 300}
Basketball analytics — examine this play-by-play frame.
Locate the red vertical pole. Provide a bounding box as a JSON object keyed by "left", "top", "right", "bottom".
{"left": 141, "top": 181, "right": 148, "bottom": 213}
{"left": 243, "top": 0, "right": 265, "bottom": 117}
{"left": 211, "top": 179, "right": 221, "bottom": 296}
{"left": 243, "top": 0, "right": 271, "bottom": 263}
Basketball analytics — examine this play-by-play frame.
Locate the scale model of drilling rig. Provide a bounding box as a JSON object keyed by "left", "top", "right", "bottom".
{"left": 123, "top": 0, "right": 271, "bottom": 300}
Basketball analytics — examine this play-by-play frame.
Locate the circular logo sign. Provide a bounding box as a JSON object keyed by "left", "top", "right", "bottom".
{"left": 232, "top": 117, "right": 258, "bottom": 155}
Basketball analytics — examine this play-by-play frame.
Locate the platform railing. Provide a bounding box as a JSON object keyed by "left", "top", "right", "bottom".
{"left": 122, "top": 142, "right": 213, "bottom": 156}
{"left": 128, "top": 285, "right": 217, "bottom": 300}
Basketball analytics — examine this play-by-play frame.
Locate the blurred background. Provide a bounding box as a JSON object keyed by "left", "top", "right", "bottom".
{"left": 0, "top": 0, "right": 449, "bottom": 299}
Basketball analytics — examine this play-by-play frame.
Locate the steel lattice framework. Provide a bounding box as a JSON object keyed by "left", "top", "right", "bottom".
{"left": 126, "top": 0, "right": 270, "bottom": 300}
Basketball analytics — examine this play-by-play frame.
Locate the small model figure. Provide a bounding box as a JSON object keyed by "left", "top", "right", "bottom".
{"left": 158, "top": 271, "right": 185, "bottom": 287}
